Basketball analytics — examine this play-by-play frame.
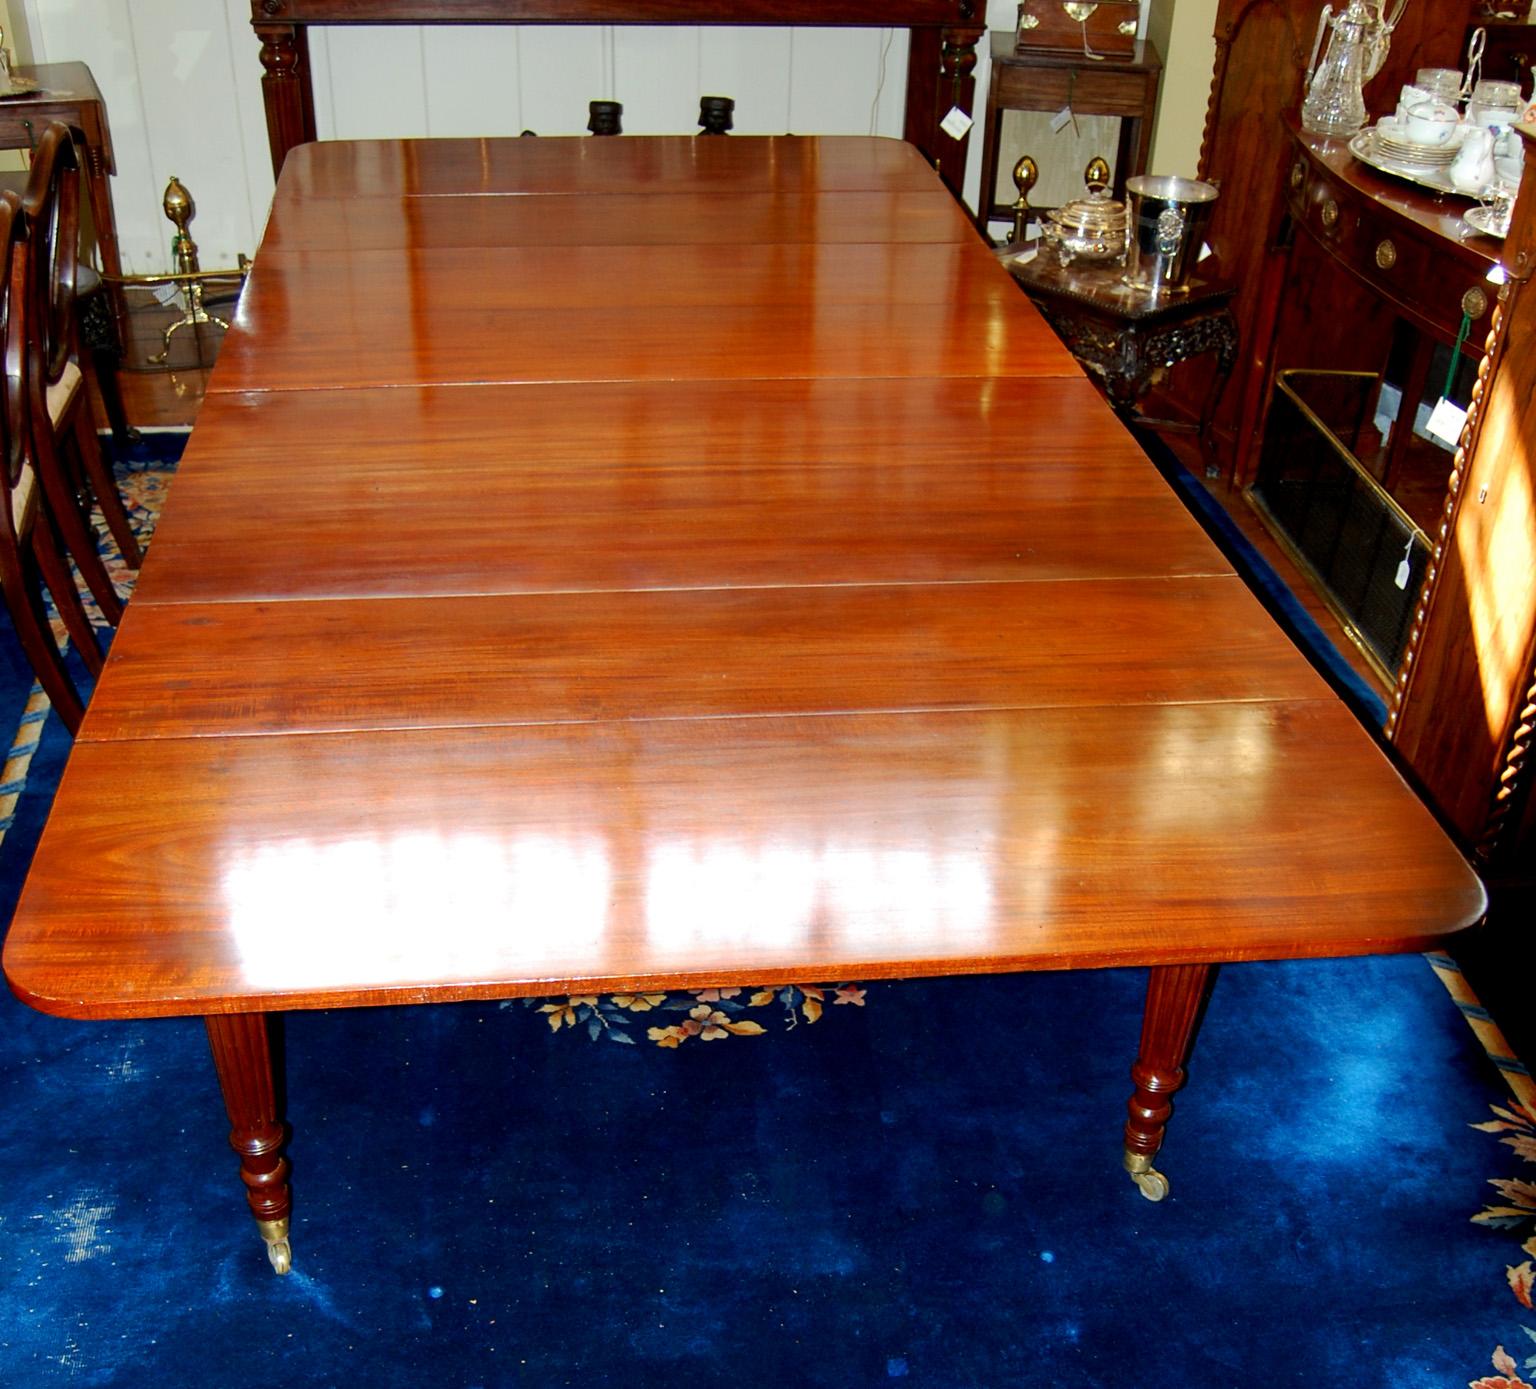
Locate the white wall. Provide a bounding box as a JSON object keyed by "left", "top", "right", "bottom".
{"left": 10, "top": 0, "right": 1209, "bottom": 274}
{"left": 9, "top": 3, "right": 929, "bottom": 273}
{"left": 1148, "top": 0, "right": 1219, "bottom": 174}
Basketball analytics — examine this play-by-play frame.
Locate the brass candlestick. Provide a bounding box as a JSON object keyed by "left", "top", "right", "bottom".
{"left": 149, "top": 176, "right": 232, "bottom": 365}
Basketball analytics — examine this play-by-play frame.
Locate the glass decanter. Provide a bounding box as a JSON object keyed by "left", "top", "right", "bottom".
{"left": 1301, "top": 0, "right": 1378, "bottom": 138}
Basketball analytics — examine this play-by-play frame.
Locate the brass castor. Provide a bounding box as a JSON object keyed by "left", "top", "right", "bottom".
{"left": 257, "top": 1218, "right": 293, "bottom": 1275}
{"left": 1123, "top": 1149, "right": 1170, "bottom": 1202}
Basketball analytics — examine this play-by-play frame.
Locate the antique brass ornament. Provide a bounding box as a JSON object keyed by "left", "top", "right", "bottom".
{"left": 148, "top": 177, "right": 230, "bottom": 364}
{"left": 1009, "top": 154, "right": 1039, "bottom": 245}
{"left": 1063, "top": 2, "right": 1107, "bottom": 60}
{"left": 105, "top": 176, "right": 251, "bottom": 367}
{"left": 1462, "top": 286, "right": 1489, "bottom": 318}
{"left": 1375, "top": 238, "right": 1398, "bottom": 269}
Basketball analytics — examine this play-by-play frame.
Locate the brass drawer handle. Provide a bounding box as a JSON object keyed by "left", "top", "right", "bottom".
{"left": 1289, "top": 160, "right": 1306, "bottom": 191}
{"left": 1375, "top": 239, "right": 1397, "bottom": 270}
{"left": 1462, "top": 287, "right": 1488, "bottom": 319}
{"left": 1321, "top": 199, "right": 1340, "bottom": 230}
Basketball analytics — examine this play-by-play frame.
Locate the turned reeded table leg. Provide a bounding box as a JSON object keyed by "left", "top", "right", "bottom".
{"left": 1122, "top": 963, "right": 1216, "bottom": 1202}
{"left": 206, "top": 1013, "right": 292, "bottom": 1274}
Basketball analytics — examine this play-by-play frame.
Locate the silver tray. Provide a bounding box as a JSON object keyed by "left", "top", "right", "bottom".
{"left": 1347, "top": 131, "right": 1477, "bottom": 198}
{"left": 1463, "top": 205, "right": 1508, "bottom": 240}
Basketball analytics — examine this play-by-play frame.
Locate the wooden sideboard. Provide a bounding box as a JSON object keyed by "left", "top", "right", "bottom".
{"left": 1389, "top": 129, "right": 1536, "bottom": 875}
{"left": 1241, "top": 123, "right": 1499, "bottom": 487}
{"left": 247, "top": 0, "right": 985, "bottom": 201}
{"left": 1229, "top": 116, "right": 1535, "bottom": 886}
{"left": 1174, "top": 0, "right": 1476, "bottom": 473}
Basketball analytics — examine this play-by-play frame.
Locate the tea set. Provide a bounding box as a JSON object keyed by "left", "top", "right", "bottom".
{"left": 1302, "top": 12, "right": 1525, "bottom": 239}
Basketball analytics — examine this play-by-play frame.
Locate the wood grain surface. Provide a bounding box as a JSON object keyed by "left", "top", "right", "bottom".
{"left": 8, "top": 703, "right": 1482, "bottom": 1018}
{"left": 260, "top": 190, "right": 976, "bottom": 251}
{"left": 213, "top": 239, "right": 1081, "bottom": 390}
{"left": 82, "top": 577, "right": 1331, "bottom": 741}
{"left": 131, "top": 378, "right": 1230, "bottom": 602}
{"left": 214, "top": 300, "right": 1079, "bottom": 392}
{"left": 270, "top": 134, "right": 948, "bottom": 202}
{"left": 2, "top": 135, "right": 1485, "bottom": 1024}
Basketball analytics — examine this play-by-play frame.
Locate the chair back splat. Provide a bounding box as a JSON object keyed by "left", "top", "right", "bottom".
{"left": 0, "top": 188, "right": 102, "bottom": 733}
{"left": 22, "top": 121, "right": 142, "bottom": 621}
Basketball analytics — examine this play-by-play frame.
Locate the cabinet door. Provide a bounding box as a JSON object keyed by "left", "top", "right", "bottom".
{"left": 1390, "top": 286, "right": 1536, "bottom": 859}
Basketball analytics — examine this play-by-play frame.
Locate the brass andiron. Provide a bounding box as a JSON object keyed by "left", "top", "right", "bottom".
{"left": 1009, "top": 155, "right": 1039, "bottom": 245}
{"left": 148, "top": 176, "right": 233, "bottom": 366}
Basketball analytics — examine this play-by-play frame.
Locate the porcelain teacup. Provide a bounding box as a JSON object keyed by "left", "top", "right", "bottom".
{"left": 1402, "top": 100, "right": 1460, "bottom": 147}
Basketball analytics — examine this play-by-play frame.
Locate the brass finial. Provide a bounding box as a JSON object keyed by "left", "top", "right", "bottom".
{"left": 163, "top": 176, "right": 194, "bottom": 235}
{"left": 1009, "top": 155, "right": 1039, "bottom": 246}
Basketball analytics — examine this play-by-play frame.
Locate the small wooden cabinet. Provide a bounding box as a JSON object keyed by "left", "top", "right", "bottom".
{"left": 975, "top": 31, "right": 1161, "bottom": 229}
{"left": 0, "top": 63, "right": 127, "bottom": 333}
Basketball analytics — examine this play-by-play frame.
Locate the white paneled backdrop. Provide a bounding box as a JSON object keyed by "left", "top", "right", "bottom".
{"left": 10, "top": 0, "right": 1174, "bottom": 275}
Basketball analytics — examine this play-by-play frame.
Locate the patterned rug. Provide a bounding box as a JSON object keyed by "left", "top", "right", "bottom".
{"left": 0, "top": 437, "right": 1532, "bottom": 1386}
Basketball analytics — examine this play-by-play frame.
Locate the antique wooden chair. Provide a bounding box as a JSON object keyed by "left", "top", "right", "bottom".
{"left": 22, "top": 122, "right": 141, "bottom": 634}
{"left": 0, "top": 189, "right": 105, "bottom": 733}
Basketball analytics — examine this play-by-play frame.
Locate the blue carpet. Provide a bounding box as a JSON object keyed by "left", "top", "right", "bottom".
{"left": 1, "top": 436, "right": 1533, "bottom": 1388}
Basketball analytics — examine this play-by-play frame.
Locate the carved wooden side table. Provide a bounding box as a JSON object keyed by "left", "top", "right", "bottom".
{"left": 976, "top": 32, "right": 1162, "bottom": 231}
{"left": 1002, "top": 251, "right": 1238, "bottom": 471}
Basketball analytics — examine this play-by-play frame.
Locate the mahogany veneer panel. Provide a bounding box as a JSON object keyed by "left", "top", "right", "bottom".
{"left": 218, "top": 241, "right": 1061, "bottom": 390}
{"left": 83, "top": 577, "right": 1330, "bottom": 741}
{"left": 246, "top": 242, "right": 1012, "bottom": 313}
{"left": 260, "top": 190, "right": 976, "bottom": 252}
{"left": 132, "top": 379, "right": 1232, "bottom": 603}
{"left": 7, "top": 703, "right": 1483, "bottom": 1019}
{"left": 270, "top": 135, "right": 947, "bottom": 201}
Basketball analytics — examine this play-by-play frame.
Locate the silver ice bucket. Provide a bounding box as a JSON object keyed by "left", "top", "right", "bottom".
{"left": 1123, "top": 175, "right": 1219, "bottom": 294}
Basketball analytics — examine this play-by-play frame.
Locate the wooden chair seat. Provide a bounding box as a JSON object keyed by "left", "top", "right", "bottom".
{"left": 45, "top": 357, "right": 82, "bottom": 426}
{"left": 9, "top": 456, "right": 35, "bottom": 533}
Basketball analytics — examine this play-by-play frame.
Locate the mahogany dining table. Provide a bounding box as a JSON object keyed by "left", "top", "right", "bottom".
{"left": 2, "top": 135, "right": 1484, "bottom": 1275}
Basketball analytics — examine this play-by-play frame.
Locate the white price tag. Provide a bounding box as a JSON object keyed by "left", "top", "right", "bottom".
{"left": 940, "top": 105, "right": 973, "bottom": 141}
{"left": 1393, "top": 535, "right": 1414, "bottom": 591}
{"left": 1425, "top": 396, "right": 1469, "bottom": 447}
{"left": 1049, "top": 105, "right": 1073, "bottom": 134}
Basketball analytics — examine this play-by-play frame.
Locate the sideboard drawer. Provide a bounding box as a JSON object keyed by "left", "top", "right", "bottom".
{"left": 1286, "top": 152, "right": 1496, "bottom": 343}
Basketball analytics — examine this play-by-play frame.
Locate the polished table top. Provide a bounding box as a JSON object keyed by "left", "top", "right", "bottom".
{"left": 3, "top": 136, "right": 1484, "bottom": 1020}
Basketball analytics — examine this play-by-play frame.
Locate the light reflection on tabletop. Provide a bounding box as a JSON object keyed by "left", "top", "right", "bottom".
{"left": 209, "top": 704, "right": 1292, "bottom": 996}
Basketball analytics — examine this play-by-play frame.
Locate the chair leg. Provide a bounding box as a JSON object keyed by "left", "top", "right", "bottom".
{"left": 32, "top": 505, "right": 106, "bottom": 677}
{"left": 0, "top": 546, "right": 85, "bottom": 734}
{"left": 34, "top": 430, "right": 125, "bottom": 628}
{"left": 88, "top": 343, "right": 141, "bottom": 453}
{"left": 71, "top": 406, "right": 143, "bottom": 570}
